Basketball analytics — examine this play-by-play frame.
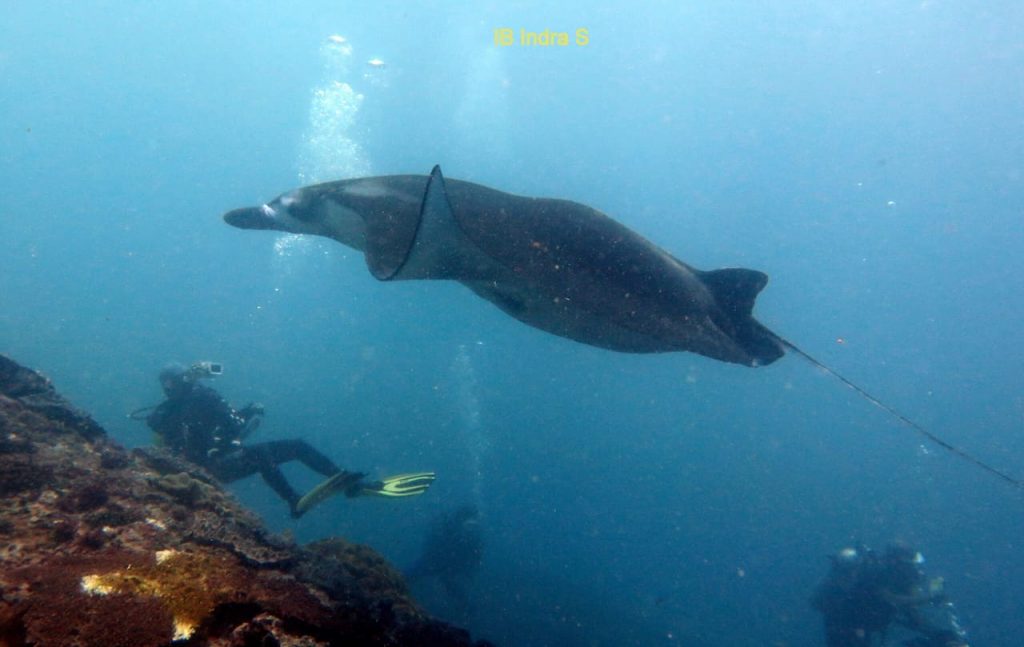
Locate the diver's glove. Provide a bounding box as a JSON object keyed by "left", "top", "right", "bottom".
{"left": 239, "top": 402, "right": 265, "bottom": 419}
{"left": 359, "top": 472, "right": 436, "bottom": 498}
{"left": 236, "top": 402, "right": 264, "bottom": 440}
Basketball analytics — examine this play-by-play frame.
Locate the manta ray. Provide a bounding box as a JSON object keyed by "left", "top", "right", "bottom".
{"left": 224, "top": 166, "right": 1018, "bottom": 488}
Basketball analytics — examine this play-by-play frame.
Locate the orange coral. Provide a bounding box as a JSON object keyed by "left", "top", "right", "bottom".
{"left": 80, "top": 548, "right": 252, "bottom": 641}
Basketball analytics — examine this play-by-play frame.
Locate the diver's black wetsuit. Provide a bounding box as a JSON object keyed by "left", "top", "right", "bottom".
{"left": 406, "top": 505, "right": 483, "bottom": 602}
{"left": 812, "top": 545, "right": 969, "bottom": 647}
{"left": 146, "top": 380, "right": 342, "bottom": 515}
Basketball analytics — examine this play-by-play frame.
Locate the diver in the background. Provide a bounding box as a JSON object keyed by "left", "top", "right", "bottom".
{"left": 138, "top": 362, "right": 434, "bottom": 518}
{"left": 406, "top": 504, "right": 483, "bottom": 602}
{"left": 811, "top": 543, "right": 969, "bottom": 647}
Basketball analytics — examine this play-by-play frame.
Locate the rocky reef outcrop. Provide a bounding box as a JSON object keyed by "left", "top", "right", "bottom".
{"left": 0, "top": 354, "right": 492, "bottom": 647}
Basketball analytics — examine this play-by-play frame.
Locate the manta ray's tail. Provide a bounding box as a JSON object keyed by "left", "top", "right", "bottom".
{"left": 775, "top": 335, "right": 1022, "bottom": 489}
{"left": 700, "top": 268, "right": 786, "bottom": 366}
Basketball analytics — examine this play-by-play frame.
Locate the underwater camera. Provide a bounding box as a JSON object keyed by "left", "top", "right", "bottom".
{"left": 187, "top": 361, "right": 223, "bottom": 381}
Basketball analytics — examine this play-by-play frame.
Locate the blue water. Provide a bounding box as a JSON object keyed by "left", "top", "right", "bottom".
{"left": 2, "top": 3, "right": 1022, "bottom": 645}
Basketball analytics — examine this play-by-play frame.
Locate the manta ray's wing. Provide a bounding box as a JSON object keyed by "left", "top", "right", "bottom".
{"left": 362, "top": 169, "right": 503, "bottom": 283}
{"left": 360, "top": 176, "right": 426, "bottom": 281}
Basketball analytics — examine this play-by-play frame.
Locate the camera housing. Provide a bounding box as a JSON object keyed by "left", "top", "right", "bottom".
{"left": 186, "top": 361, "right": 223, "bottom": 381}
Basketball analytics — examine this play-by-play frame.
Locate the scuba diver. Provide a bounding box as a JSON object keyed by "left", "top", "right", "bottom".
{"left": 811, "top": 543, "right": 970, "bottom": 647}
{"left": 405, "top": 504, "right": 483, "bottom": 603}
{"left": 135, "top": 362, "right": 434, "bottom": 518}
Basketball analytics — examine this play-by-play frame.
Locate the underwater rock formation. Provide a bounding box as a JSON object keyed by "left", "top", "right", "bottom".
{"left": 0, "top": 354, "right": 493, "bottom": 647}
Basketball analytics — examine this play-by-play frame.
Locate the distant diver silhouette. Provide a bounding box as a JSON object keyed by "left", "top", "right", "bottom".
{"left": 406, "top": 504, "right": 483, "bottom": 603}
{"left": 224, "top": 166, "right": 1020, "bottom": 489}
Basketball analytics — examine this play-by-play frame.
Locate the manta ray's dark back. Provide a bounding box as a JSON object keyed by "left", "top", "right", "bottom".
{"left": 453, "top": 180, "right": 782, "bottom": 363}
{"left": 419, "top": 166, "right": 785, "bottom": 365}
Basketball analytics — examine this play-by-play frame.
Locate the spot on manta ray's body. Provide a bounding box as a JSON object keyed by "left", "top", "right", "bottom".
{"left": 224, "top": 165, "right": 1020, "bottom": 489}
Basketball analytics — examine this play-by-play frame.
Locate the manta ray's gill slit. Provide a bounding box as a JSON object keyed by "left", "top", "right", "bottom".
{"left": 775, "top": 335, "right": 1022, "bottom": 489}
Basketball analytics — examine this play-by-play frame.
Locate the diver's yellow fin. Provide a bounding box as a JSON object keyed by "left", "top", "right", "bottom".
{"left": 361, "top": 472, "right": 436, "bottom": 498}
{"left": 294, "top": 471, "right": 365, "bottom": 516}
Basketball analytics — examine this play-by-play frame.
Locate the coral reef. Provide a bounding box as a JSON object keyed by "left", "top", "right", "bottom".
{"left": 0, "top": 354, "right": 493, "bottom": 647}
